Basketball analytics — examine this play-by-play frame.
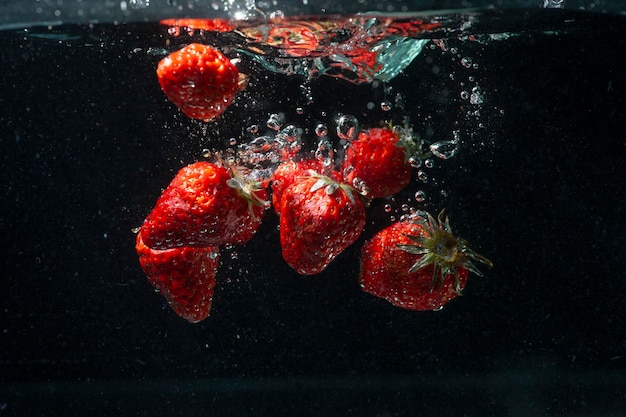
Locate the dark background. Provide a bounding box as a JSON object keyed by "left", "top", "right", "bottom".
{"left": 1, "top": 8, "right": 626, "bottom": 417}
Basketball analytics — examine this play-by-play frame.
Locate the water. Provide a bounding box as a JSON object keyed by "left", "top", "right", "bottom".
{"left": 1, "top": 5, "right": 626, "bottom": 416}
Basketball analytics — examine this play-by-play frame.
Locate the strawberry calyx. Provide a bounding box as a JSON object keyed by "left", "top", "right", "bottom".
{"left": 391, "top": 124, "right": 424, "bottom": 164}
{"left": 397, "top": 210, "right": 493, "bottom": 295}
{"left": 305, "top": 170, "right": 368, "bottom": 206}
{"left": 224, "top": 160, "right": 269, "bottom": 220}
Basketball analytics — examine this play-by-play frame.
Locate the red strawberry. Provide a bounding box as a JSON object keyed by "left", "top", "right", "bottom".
{"left": 342, "top": 127, "right": 413, "bottom": 198}
{"left": 160, "top": 18, "right": 234, "bottom": 34}
{"left": 279, "top": 174, "right": 366, "bottom": 275}
{"left": 141, "top": 161, "right": 267, "bottom": 250}
{"left": 270, "top": 158, "right": 322, "bottom": 214}
{"left": 135, "top": 231, "right": 220, "bottom": 323}
{"left": 156, "top": 43, "right": 244, "bottom": 121}
{"left": 360, "top": 211, "right": 492, "bottom": 311}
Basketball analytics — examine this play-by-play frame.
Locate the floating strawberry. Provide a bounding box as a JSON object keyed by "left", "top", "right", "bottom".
{"left": 279, "top": 173, "right": 366, "bottom": 275}
{"left": 135, "top": 231, "right": 220, "bottom": 323}
{"left": 160, "top": 18, "right": 235, "bottom": 34}
{"left": 266, "top": 23, "right": 321, "bottom": 57}
{"left": 156, "top": 43, "right": 246, "bottom": 121}
{"left": 342, "top": 127, "right": 414, "bottom": 198}
{"left": 141, "top": 161, "right": 267, "bottom": 250}
{"left": 360, "top": 211, "right": 492, "bottom": 311}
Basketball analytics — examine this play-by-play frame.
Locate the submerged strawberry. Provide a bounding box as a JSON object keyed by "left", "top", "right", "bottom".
{"left": 141, "top": 161, "right": 267, "bottom": 250}
{"left": 360, "top": 211, "right": 492, "bottom": 311}
{"left": 279, "top": 174, "right": 366, "bottom": 275}
{"left": 135, "top": 231, "right": 220, "bottom": 323}
{"left": 156, "top": 43, "right": 245, "bottom": 121}
{"left": 342, "top": 127, "right": 413, "bottom": 198}
{"left": 270, "top": 159, "right": 323, "bottom": 214}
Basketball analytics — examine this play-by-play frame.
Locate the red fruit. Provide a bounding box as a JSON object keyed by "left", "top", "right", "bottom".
{"left": 360, "top": 211, "right": 492, "bottom": 311}
{"left": 342, "top": 127, "right": 413, "bottom": 198}
{"left": 160, "top": 18, "right": 234, "bottom": 34}
{"left": 280, "top": 174, "right": 366, "bottom": 275}
{"left": 267, "top": 24, "right": 320, "bottom": 57}
{"left": 135, "top": 231, "right": 220, "bottom": 323}
{"left": 141, "top": 161, "right": 267, "bottom": 250}
{"left": 156, "top": 43, "right": 242, "bottom": 121}
{"left": 270, "top": 159, "right": 322, "bottom": 214}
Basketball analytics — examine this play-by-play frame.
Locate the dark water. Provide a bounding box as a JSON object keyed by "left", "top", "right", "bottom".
{"left": 1, "top": 8, "right": 626, "bottom": 416}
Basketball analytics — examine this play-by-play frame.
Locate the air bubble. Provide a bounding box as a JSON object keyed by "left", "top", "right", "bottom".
{"left": 202, "top": 148, "right": 211, "bottom": 158}
{"left": 315, "top": 123, "right": 328, "bottom": 137}
{"left": 424, "top": 158, "right": 434, "bottom": 168}
{"left": 315, "top": 138, "right": 334, "bottom": 169}
{"left": 470, "top": 87, "right": 484, "bottom": 105}
{"left": 417, "top": 170, "right": 428, "bottom": 182}
{"left": 408, "top": 156, "right": 422, "bottom": 169}
{"left": 336, "top": 114, "right": 359, "bottom": 141}
{"left": 269, "top": 10, "right": 285, "bottom": 18}
{"left": 296, "top": 107, "right": 305, "bottom": 115}
{"left": 460, "top": 91, "right": 470, "bottom": 100}
{"left": 414, "top": 190, "right": 426, "bottom": 202}
{"left": 384, "top": 204, "right": 392, "bottom": 213}
{"left": 380, "top": 101, "right": 392, "bottom": 111}
{"left": 280, "top": 124, "right": 300, "bottom": 143}
{"left": 247, "top": 124, "right": 259, "bottom": 134}
{"left": 129, "top": 0, "right": 150, "bottom": 9}
{"left": 229, "top": 138, "right": 237, "bottom": 146}
{"left": 460, "top": 57, "right": 473, "bottom": 68}
{"left": 543, "top": 0, "right": 564, "bottom": 8}
{"left": 430, "top": 138, "right": 459, "bottom": 160}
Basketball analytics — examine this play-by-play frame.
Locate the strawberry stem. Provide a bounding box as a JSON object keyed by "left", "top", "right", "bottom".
{"left": 397, "top": 210, "right": 493, "bottom": 295}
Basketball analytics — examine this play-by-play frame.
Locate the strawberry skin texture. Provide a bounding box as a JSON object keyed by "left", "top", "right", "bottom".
{"left": 360, "top": 220, "right": 468, "bottom": 311}
{"left": 141, "top": 162, "right": 266, "bottom": 249}
{"left": 279, "top": 177, "right": 366, "bottom": 275}
{"left": 270, "top": 159, "right": 322, "bottom": 214}
{"left": 135, "top": 231, "right": 220, "bottom": 323}
{"left": 343, "top": 128, "right": 411, "bottom": 199}
{"left": 157, "top": 43, "right": 239, "bottom": 121}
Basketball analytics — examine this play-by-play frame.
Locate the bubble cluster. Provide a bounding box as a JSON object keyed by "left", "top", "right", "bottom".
{"left": 267, "top": 113, "right": 285, "bottom": 131}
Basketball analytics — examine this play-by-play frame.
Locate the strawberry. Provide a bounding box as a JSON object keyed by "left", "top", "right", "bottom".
{"left": 342, "top": 127, "right": 413, "bottom": 198}
{"left": 270, "top": 159, "right": 322, "bottom": 214}
{"left": 141, "top": 161, "right": 267, "bottom": 250}
{"left": 360, "top": 211, "right": 492, "bottom": 311}
{"left": 135, "top": 231, "right": 220, "bottom": 323}
{"left": 279, "top": 174, "right": 366, "bottom": 275}
{"left": 160, "top": 18, "right": 234, "bottom": 34}
{"left": 267, "top": 24, "right": 320, "bottom": 57}
{"left": 156, "top": 43, "right": 244, "bottom": 121}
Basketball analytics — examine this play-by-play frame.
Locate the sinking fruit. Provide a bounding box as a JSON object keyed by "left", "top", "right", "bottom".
{"left": 156, "top": 43, "right": 244, "bottom": 121}
{"left": 279, "top": 173, "right": 366, "bottom": 275}
{"left": 135, "top": 231, "right": 220, "bottom": 323}
{"left": 141, "top": 161, "right": 267, "bottom": 249}
{"left": 360, "top": 211, "right": 492, "bottom": 311}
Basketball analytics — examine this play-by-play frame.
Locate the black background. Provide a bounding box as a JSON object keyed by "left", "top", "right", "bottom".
{"left": 1, "top": 9, "right": 626, "bottom": 417}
